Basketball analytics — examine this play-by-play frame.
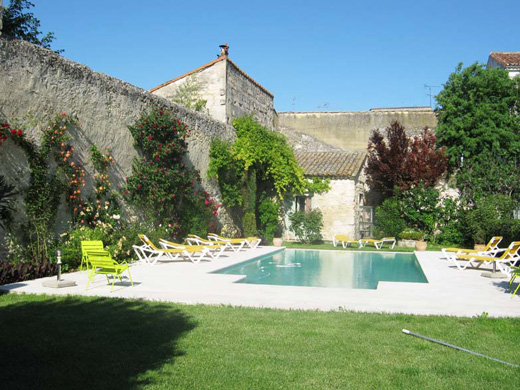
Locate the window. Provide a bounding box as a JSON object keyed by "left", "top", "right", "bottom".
{"left": 295, "top": 195, "right": 312, "bottom": 213}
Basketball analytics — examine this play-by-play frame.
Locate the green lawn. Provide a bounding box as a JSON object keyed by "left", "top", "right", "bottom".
{"left": 0, "top": 294, "right": 518, "bottom": 389}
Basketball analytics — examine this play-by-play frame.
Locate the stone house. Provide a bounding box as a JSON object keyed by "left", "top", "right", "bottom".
{"left": 287, "top": 151, "right": 368, "bottom": 241}
{"left": 150, "top": 44, "right": 276, "bottom": 129}
{"left": 487, "top": 52, "right": 520, "bottom": 79}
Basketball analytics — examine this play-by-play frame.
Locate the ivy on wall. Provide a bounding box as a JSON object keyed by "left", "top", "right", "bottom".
{"left": 208, "top": 115, "right": 329, "bottom": 240}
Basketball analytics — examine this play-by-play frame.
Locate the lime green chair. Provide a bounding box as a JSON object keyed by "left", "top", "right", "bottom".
{"left": 85, "top": 250, "right": 133, "bottom": 292}
{"left": 80, "top": 240, "right": 105, "bottom": 270}
{"left": 509, "top": 266, "right": 520, "bottom": 298}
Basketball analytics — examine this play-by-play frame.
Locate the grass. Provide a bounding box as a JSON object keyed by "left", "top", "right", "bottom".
{"left": 1, "top": 293, "right": 519, "bottom": 389}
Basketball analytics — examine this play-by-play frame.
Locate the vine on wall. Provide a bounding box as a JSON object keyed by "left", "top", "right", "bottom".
{"left": 208, "top": 116, "right": 329, "bottom": 240}
{"left": 125, "top": 105, "right": 219, "bottom": 238}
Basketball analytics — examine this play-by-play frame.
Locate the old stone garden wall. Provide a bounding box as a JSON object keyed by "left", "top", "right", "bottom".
{"left": 276, "top": 108, "right": 438, "bottom": 151}
{"left": 0, "top": 37, "right": 236, "bottom": 229}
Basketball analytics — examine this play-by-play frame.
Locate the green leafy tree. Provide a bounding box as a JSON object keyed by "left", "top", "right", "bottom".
{"left": 1, "top": 0, "right": 62, "bottom": 52}
{"left": 461, "top": 194, "right": 520, "bottom": 245}
{"left": 436, "top": 63, "right": 520, "bottom": 201}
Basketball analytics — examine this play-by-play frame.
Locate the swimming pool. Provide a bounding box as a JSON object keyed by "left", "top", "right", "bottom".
{"left": 213, "top": 249, "right": 428, "bottom": 289}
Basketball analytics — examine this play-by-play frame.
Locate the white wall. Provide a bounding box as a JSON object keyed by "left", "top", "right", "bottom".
{"left": 152, "top": 60, "right": 227, "bottom": 123}
{"left": 285, "top": 179, "right": 359, "bottom": 241}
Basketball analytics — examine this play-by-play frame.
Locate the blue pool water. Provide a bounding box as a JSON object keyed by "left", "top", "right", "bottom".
{"left": 213, "top": 249, "right": 428, "bottom": 289}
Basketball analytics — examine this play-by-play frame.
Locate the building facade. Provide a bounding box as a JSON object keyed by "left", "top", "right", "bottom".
{"left": 151, "top": 44, "right": 276, "bottom": 129}
{"left": 286, "top": 151, "right": 367, "bottom": 240}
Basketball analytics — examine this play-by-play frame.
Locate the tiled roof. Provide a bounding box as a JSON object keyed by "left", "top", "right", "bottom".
{"left": 149, "top": 56, "right": 274, "bottom": 97}
{"left": 489, "top": 52, "right": 520, "bottom": 67}
{"left": 295, "top": 151, "right": 366, "bottom": 179}
{"left": 150, "top": 56, "right": 226, "bottom": 93}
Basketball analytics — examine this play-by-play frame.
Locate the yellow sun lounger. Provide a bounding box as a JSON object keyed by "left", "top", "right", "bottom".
{"left": 442, "top": 236, "right": 503, "bottom": 259}
{"left": 332, "top": 234, "right": 361, "bottom": 248}
{"left": 159, "top": 238, "right": 227, "bottom": 260}
{"left": 455, "top": 241, "right": 520, "bottom": 274}
{"left": 208, "top": 234, "right": 262, "bottom": 250}
{"left": 359, "top": 237, "right": 396, "bottom": 250}
{"left": 133, "top": 234, "right": 210, "bottom": 264}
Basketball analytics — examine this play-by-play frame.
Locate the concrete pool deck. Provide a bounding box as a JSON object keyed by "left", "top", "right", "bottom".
{"left": 1, "top": 247, "right": 519, "bottom": 317}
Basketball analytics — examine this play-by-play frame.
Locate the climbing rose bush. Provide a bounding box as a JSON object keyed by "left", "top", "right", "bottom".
{"left": 125, "top": 105, "right": 219, "bottom": 238}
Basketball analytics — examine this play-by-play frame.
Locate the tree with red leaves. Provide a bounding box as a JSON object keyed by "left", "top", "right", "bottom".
{"left": 365, "top": 120, "right": 447, "bottom": 197}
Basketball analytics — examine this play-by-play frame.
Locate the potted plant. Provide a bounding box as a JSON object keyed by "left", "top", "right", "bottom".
{"left": 398, "top": 229, "right": 424, "bottom": 249}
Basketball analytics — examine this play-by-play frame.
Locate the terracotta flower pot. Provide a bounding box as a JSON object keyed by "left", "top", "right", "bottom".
{"left": 474, "top": 244, "right": 486, "bottom": 251}
{"left": 273, "top": 238, "right": 283, "bottom": 247}
{"left": 415, "top": 240, "right": 427, "bottom": 251}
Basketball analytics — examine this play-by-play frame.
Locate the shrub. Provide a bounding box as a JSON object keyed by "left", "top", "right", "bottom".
{"left": 374, "top": 197, "right": 406, "bottom": 238}
{"left": 258, "top": 197, "right": 280, "bottom": 242}
{"left": 397, "top": 185, "right": 439, "bottom": 237}
{"left": 399, "top": 230, "right": 424, "bottom": 241}
{"left": 462, "top": 194, "right": 520, "bottom": 245}
{"left": 0, "top": 260, "right": 57, "bottom": 285}
{"left": 289, "top": 209, "right": 323, "bottom": 244}
{"left": 242, "top": 212, "right": 257, "bottom": 238}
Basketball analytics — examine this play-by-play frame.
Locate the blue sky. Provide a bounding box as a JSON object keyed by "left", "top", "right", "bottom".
{"left": 28, "top": 0, "right": 520, "bottom": 112}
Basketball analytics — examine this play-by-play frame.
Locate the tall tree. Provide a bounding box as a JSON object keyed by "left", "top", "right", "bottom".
{"left": 435, "top": 63, "right": 520, "bottom": 201}
{"left": 365, "top": 120, "right": 447, "bottom": 197}
{"left": 1, "top": 0, "right": 61, "bottom": 52}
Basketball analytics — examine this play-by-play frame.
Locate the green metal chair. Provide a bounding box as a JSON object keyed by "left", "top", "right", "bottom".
{"left": 85, "top": 250, "right": 133, "bottom": 292}
{"left": 509, "top": 266, "right": 520, "bottom": 298}
{"left": 80, "top": 240, "right": 105, "bottom": 270}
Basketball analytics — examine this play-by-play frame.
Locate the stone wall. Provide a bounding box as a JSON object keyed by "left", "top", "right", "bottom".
{"left": 0, "top": 37, "right": 236, "bottom": 230}
{"left": 276, "top": 108, "right": 437, "bottom": 151}
{"left": 284, "top": 179, "right": 361, "bottom": 241}
{"left": 226, "top": 60, "right": 275, "bottom": 129}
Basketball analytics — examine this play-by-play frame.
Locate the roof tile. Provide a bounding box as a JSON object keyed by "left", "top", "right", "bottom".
{"left": 295, "top": 151, "right": 366, "bottom": 179}
{"left": 490, "top": 52, "right": 520, "bottom": 67}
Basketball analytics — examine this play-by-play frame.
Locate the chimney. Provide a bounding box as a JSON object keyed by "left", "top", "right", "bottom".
{"left": 219, "top": 43, "right": 229, "bottom": 57}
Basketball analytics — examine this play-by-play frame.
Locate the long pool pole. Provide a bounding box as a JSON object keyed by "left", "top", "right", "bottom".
{"left": 402, "top": 329, "right": 519, "bottom": 368}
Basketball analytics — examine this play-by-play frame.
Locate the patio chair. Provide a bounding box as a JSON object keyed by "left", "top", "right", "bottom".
{"left": 509, "top": 266, "right": 520, "bottom": 298}
{"left": 186, "top": 234, "right": 234, "bottom": 251}
{"left": 454, "top": 241, "right": 520, "bottom": 274}
{"left": 442, "top": 236, "right": 503, "bottom": 260}
{"left": 332, "top": 234, "right": 361, "bottom": 248}
{"left": 159, "top": 238, "right": 227, "bottom": 260}
{"left": 207, "top": 234, "right": 251, "bottom": 251}
{"left": 209, "top": 233, "right": 262, "bottom": 249}
{"left": 134, "top": 234, "right": 210, "bottom": 264}
{"left": 84, "top": 250, "right": 133, "bottom": 292}
{"left": 80, "top": 240, "right": 106, "bottom": 270}
{"left": 359, "top": 237, "right": 396, "bottom": 250}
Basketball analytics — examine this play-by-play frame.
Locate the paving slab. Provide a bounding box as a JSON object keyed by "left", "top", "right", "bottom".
{"left": 1, "top": 248, "right": 519, "bottom": 317}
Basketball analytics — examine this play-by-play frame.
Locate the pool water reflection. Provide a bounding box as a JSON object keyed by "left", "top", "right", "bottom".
{"left": 213, "top": 249, "right": 428, "bottom": 289}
